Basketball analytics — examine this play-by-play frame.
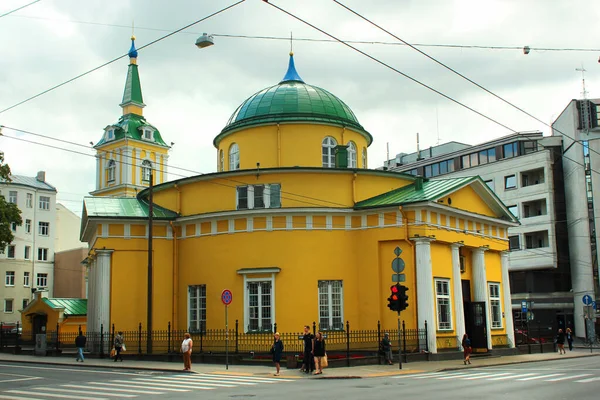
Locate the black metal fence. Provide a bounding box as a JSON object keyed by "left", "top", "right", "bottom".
{"left": 1, "top": 320, "right": 430, "bottom": 359}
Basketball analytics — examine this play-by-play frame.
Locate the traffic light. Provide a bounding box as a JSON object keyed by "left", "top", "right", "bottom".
{"left": 387, "top": 284, "right": 401, "bottom": 312}
{"left": 398, "top": 285, "right": 409, "bottom": 311}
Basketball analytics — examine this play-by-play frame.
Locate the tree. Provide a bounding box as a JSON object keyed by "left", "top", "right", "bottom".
{"left": 0, "top": 152, "right": 23, "bottom": 252}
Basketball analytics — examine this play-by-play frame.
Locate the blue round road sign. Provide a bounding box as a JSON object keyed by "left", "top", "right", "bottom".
{"left": 221, "top": 289, "right": 233, "bottom": 305}
{"left": 582, "top": 294, "right": 592, "bottom": 306}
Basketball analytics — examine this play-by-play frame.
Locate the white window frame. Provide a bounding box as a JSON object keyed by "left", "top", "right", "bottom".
{"left": 347, "top": 141, "right": 357, "bottom": 168}
{"left": 142, "top": 128, "right": 154, "bottom": 141}
{"left": 36, "top": 273, "right": 48, "bottom": 288}
{"left": 39, "top": 196, "right": 50, "bottom": 210}
{"left": 106, "top": 159, "right": 116, "bottom": 182}
{"left": 38, "top": 248, "right": 48, "bottom": 261}
{"left": 23, "top": 272, "right": 30, "bottom": 287}
{"left": 25, "top": 219, "right": 31, "bottom": 234}
{"left": 362, "top": 148, "right": 367, "bottom": 169}
{"left": 24, "top": 246, "right": 30, "bottom": 260}
{"left": 237, "top": 184, "right": 281, "bottom": 210}
{"left": 7, "top": 245, "right": 15, "bottom": 259}
{"left": 10, "top": 222, "right": 16, "bottom": 232}
{"left": 8, "top": 191, "right": 17, "bottom": 204}
{"left": 4, "top": 299, "right": 13, "bottom": 313}
{"left": 106, "top": 128, "right": 115, "bottom": 141}
{"left": 245, "top": 279, "right": 274, "bottom": 332}
{"left": 318, "top": 280, "right": 344, "bottom": 331}
{"left": 141, "top": 160, "right": 152, "bottom": 182}
{"left": 488, "top": 282, "right": 503, "bottom": 329}
{"left": 26, "top": 193, "right": 33, "bottom": 208}
{"left": 5, "top": 271, "right": 15, "bottom": 286}
{"left": 229, "top": 143, "right": 240, "bottom": 171}
{"left": 322, "top": 137, "right": 337, "bottom": 168}
{"left": 435, "top": 278, "right": 453, "bottom": 331}
{"left": 188, "top": 284, "right": 206, "bottom": 333}
{"left": 38, "top": 222, "right": 49, "bottom": 236}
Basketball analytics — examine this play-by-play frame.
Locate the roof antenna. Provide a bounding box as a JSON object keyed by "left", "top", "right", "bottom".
{"left": 290, "top": 31, "right": 293, "bottom": 54}
{"left": 576, "top": 65, "right": 588, "bottom": 99}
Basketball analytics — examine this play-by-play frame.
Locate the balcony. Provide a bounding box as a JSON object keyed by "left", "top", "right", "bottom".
{"left": 521, "top": 168, "right": 545, "bottom": 188}
{"left": 522, "top": 199, "right": 547, "bottom": 218}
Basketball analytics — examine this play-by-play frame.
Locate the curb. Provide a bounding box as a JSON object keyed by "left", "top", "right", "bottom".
{"left": 437, "top": 353, "right": 600, "bottom": 373}
{"left": 0, "top": 357, "right": 190, "bottom": 374}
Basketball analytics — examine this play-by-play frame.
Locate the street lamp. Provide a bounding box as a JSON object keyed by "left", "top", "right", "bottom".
{"left": 195, "top": 33, "right": 214, "bottom": 48}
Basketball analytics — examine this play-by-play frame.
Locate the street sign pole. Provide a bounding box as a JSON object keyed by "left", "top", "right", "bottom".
{"left": 393, "top": 246, "right": 404, "bottom": 370}
{"left": 221, "top": 289, "right": 233, "bottom": 370}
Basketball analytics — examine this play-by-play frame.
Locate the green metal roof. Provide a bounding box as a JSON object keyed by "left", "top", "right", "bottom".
{"left": 214, "top": 54, "right": 372, "bottom": 146}
{"left": 43, "top": 298, "right": 87, "bottom": 316}
{"left": 83, "top": 197, "right": 178, "bottom": 219}
{"left": 95, "top": 113, "right": 168, "bottom": 147}
{"left": 121, "top": 62, "right": 144, "bottom": 107}
{"left": 355, "top": 176, "right": 478, "bottom": 209}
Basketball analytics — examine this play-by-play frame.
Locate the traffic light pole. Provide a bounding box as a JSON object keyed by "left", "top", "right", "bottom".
{"left": 397, "top": 311, "right": 402, "bottom": 370}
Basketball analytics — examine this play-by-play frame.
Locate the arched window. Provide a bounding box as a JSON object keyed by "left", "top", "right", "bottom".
{"left": 106, "top": 159, "right": 116, "bottom": 182}
{"left": 229, "top": 143, "right": 240, "bottom": 171}
{"left": 362, "top": 148, "right": 367, "bottom": 169}
{"left": 219, "top": 149, "right": 224, "bottom": 172}
{"left": 347, "top": 141, "right": 357, "bottom": 168}
{"left": 322, "top": 137, "right": 337, "bottom": 168}
{"left": 141, "top": 160, "right": 153, "bottom": 182}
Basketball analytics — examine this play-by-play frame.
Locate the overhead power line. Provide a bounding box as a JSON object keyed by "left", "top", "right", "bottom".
{"left": 0, "top": 0, "right": 246, "bottom": 115}
{"left": 0, "top": 0, "right": 41, "bottom": 19}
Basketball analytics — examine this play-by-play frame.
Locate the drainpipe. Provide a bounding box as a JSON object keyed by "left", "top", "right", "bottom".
{"left": 341, "top": 127, "right": 346, "bottom": 145}
{"left": 170, "top": 220, "right": 179, "bottom": 329}
{"left": 277, "top": 124, "right": 281, "bottom": 167}
{"left": 352, "top": 173, "right": 357, "bottom": 204}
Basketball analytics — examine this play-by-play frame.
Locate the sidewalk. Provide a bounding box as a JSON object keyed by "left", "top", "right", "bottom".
{"left": 0, "top": 349, "right": 597, "bottom": 379}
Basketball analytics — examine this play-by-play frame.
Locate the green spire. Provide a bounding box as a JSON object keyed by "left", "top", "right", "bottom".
{"left": 120, "top": 36, "right": 145, "bottom": 113}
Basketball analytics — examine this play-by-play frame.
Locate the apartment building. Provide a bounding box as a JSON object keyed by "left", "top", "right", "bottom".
{"left": 0, "top": 171, "right": 57, "bottom": 324}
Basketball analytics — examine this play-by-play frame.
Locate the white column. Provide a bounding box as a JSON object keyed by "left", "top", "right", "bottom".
{"left": 501, "top": 251, "right": 515, "bottom": 348}
{"left": 451, "top": 243, "right": 466, "bottom": 345}
{"left": 87, "top": 260, "right": 96, "bottom": 333}
{"left": 472, "top": 247, "right": 492, "bottom": 349}
{"left": 116, "top": 150, "right": 121, "bottom": 185}
{"left": 413, "top": 237, "right": 437, "bottom": 353}
{"left": 96, "top": 250, "right": 113, "bottom": 352}
{"left": 95, "top": 156, "right": 101, "bottom": 190}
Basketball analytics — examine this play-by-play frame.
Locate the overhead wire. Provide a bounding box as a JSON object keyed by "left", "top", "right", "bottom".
{"left": 0, "top": 0, "right": 246, "bottom": 115}
{"left": 0, "top": 0, "right": 41, "bottom": 19}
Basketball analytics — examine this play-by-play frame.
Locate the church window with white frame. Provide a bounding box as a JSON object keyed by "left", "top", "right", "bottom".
{"left": 362, "top": 148, "right": 367, "bottom": 168}
{"left": 188, "top": 284, "right": 206, "bottom": 333}
{"left": 229, "top": 143, "right": 240, "bottom": 171}
{"left": 237, "top": 184, "right": 281, "bottom": 210}
{"left": 318, "top": 280, "right": 344, "bottom": 330}
{"left": 435, "top": 278, "right": 452, "bottom": 330}
{"left": 106, "top": 159, "right": 116, "bottom": 182}
{"left": 141, "top": 160, "right": 152, "bottom": 182}
{"left": 488, "top": 282, "right": 502, "bottom": 328}
{"left": 322, "top": 137, "right": 337, "bottom": 168}
{"left": 347, "top": 141, "right": 357, "bottom": 168}
{"left": 247, "top": 280, "right": 273, "bottom": 332}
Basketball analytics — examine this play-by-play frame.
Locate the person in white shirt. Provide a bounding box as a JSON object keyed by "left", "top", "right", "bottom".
{"left": 181, "top": 332, "right": 193, "bottom": 371}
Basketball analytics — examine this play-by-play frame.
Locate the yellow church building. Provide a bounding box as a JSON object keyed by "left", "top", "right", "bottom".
{"left": 80, "top": 38, "right": 519, "bottom": 354}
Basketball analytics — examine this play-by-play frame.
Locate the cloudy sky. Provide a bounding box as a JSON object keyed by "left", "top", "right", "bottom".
{"left": 0, "top": 0, "right": 599, "bottom": 215}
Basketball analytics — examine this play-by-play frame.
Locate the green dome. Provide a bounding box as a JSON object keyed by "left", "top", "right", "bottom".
{"left": 215, "top": 55, "right": 372, "bottom": 146}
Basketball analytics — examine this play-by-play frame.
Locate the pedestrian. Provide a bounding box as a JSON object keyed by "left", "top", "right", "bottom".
{"left": 381, "top": 332, "right": 393, "bottom": 365}
{"left": 300, "top": 325, "right": 315, "bottom": 374}
{"left": 566, "top": 328, "right": 573, "bottom": 351}
{"left": 556, "top": 328, "right": 566, "bottom": 354}
{"left": 114, "top": 331, "right": 124, "bottom": 362}
{"left": 461, "top": 333, "right": 472, "bottom": 365}
{"left": 313, "top": 332, "right": 326, "bottom": 375}
{"left": 181, "top": 332, "right": 193, "bottom": 371}
{"left": 271, "top": 332, "right": 284, "bottom": 376}
{"left": 75, "top": 331, "right": 86, "bottom": 362}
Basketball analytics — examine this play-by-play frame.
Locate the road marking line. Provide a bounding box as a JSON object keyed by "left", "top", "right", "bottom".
{"left": 545, "top": 374, "right": 592, "bottom": 382}
{"left": 0, "top": 377, "right": 43, "bottom": 383}
{"left": 438, "top": 373, "right": 486, "bottom": 380}
{"left": 487, "top": 373, "right": 532, "bottom": 381}
{"left": 37, "top": 387, "right": 136, "bottom": 398}
{"left": 167, "top": 375, "right": 272, "bottom": 384}
{"left": 6, "top": 390, "right": 108, "bottom": 400}
{"left": 94, "top": 382, "right": 189, "bottom": 392}
{"left": 140, "top": 377, "right": 235, "bottom": 388}
{"left": 517, "top": 373, "right": 563, "bottom": 381}
{"left": 0, "top": 395, "right": 47, "bottom": 400}
{"left": 110, "top": 380, "right": 194, "bottom": 391}
{"left": 0, "top": 363, "right": 140, "bottom": 376}
{"left": 201, "top": 373, "right": 293, "bottom": 382}
{"left": 116, "top": 379, "right": 214, "bottom": 390}
{"left": 575, "top": 377, "right": 600, "bottom": 383}
{"left": 157, "top": 376, "right": 255, "bottom": 386}
{"left": 462, "top": 373, "right": 512, "bottom": 380}
{"left": 62, "top": 384, "right": 160, "bottom": 394}
{"left": 393, "top": 372, "right": 448, "bottom": 379}
{"left": 414, "top": 372, "right": 467, "bottom": 379}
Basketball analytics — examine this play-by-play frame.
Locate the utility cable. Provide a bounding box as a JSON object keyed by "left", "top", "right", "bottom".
{"left": 0, "top": 0, "right": 245, "bottom": 115}
{"left": 0, "top": 0, "right": 41, "bottom": 19}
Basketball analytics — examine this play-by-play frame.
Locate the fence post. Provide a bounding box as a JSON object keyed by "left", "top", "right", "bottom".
{"left": 168, "top": 321, "right": 171, "bottom": 354}
{"left": 312, "top": 321, "right": 316, "bottom": 336}
{"left": 273, "top": 322, "right": 277, "bottom": 334}
{"left": 377, "top": 320, "right": 381, "bottom": 365}
{"left": 111, "top": 324, "right": 115, "bottom": 353}
{"left": 55, "top": 322, "right": 60, "bottom": 352}
{"left": 100, "top": 324, "right": 104, "bottom": 358}
{"left": 138, "top": 323, "right": 142, "bottom": 355}
{"left": 235, "top": 319, "right": 239, "bottom": 354}
{"left": 346, "top": 320, "right": 350, "bottom": 367}
{"left": 402, "top": 320, "right": 407, "bottom": 360}
{"left": 200, "top": 320, "right": 204, "bottom": 353}
{"left": 78, "top": 325, "right": 82, "bottom": 336}
{"left": 424, "top": 320, "right": 429, "bottom": 353}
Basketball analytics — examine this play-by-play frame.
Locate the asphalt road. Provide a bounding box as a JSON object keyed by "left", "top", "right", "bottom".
{"left": 0, "top": 357, "right": 598, "bottom": 399}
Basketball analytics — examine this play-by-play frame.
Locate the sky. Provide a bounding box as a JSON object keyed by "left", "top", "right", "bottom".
{"left": 0, "top": 0, "right": 599, "bottom": 216}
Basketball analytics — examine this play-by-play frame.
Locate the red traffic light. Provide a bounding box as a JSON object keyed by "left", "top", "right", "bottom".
{"left": 391, "top": 284, "right": 399, "bottom": 293}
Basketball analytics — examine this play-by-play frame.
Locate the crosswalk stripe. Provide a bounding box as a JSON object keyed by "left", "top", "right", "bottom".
{"left": 35, "top": 387, "right": 136, "bottom": 398}
{"left": 517, "top": 374, "right": 563, "bottom": 381}
{"left": 462, "top": 373, "right": 512, "bottom": 380}
{"left": 202, "top": 374, "right": 292, "bottom": 382}
{"left": 413, "top": 372, "right": 465, "bottom": 379}
{"left": 575, "top": 377, "right": 600, "bottom": 383}
{"left": 109, "top": 380, "right": 194, "bottom": 391}
{"left": 545, "top": 374, "right": 592, "bottom": 382}
{"left": 61, "top": 384, "right": 160, "bottom": 395}
{"left": 487, "top": 373, "right": 531, "bottom": 381}
{"left": 138, "top": 377, "right": 235, "bottom": 388}
{"left": 126, "top": 378, "right": 214, "bottom": 390}
{"left": 438, "top": 373, "right": 482, "bottom": 380}
{"left": 0, "top": 395, "right": 47, "bottom": 400}
{"left": 165, "top": 375, "right": 262, "bottom": 384}
{"left": 155, "top": 376, "right": 255, "bottom": 386}
{"left": 5, "top": 390, "right": 107, "bottom": 400}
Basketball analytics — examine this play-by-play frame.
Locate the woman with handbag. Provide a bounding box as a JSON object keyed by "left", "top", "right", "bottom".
{"left": 271, "top": 332, "right": 284, "bottom": 376}
{"left": 313, "top": 332, "right": 326, "bottom": 375}
{"left": 461, "top": 333, "right": 472, "bottom": 365}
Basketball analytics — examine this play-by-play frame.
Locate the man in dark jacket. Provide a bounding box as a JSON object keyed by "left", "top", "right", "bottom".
{"left": 300, "top": 325, "right": 315, "bottom": 374}
{"left": 75, "top": 332, "right": 86, "bottom": 362}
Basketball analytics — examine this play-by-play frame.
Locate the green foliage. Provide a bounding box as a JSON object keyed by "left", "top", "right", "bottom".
{"left": 0, "top": 152, "right": 23, "bottom": 252}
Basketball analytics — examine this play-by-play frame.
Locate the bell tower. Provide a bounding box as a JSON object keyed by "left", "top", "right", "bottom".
{"left": 90, "top": 36, "right": 170, "bottom": 197}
